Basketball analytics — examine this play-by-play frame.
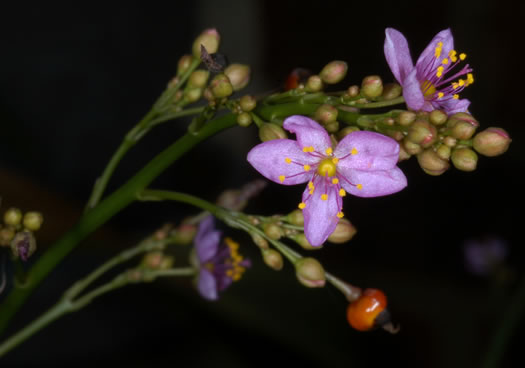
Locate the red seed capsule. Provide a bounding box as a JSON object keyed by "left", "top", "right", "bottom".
{"left": 346, "top": 288, "right": 387, "bottom": 331}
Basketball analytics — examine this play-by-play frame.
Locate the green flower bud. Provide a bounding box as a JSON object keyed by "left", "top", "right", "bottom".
{"left": 398, "top": 144, "right": 411, "bottom": 162}
{"left": 320, "top": 60, "right": 348, "bottom": 84}
{"left": 290, "top": 233, "right": 321, "bottom": 250}
{"left": 429, "top": 109, "right": 448, "bottom": 126}
{"left": 347, "top": 85, "right": 360, "bottom": 97}
{"left": 10, "top": 230, "right": 36, "bottom": 261}
{"left": 262, "top": 249, "right": 283, "bottom": 271}
{"left": 396, "top": 111, "right": 417, "bottom": 126}
{"left": 402, "top": 137, "right": 422, "bottom": 155}
{"left": 188, "top": 70, "right": 210, "bottom": 88}
{"left": 382, "top": 83, "right": 402, "bottom": 100}
{"left": 327, "top": 219, "right": 357, "bottom": 244}
{"left": 305, "top": 75, "right": 323, "bottom": 92}
{"left": 443, "top": 136, "right": 457, "bottom": 147}
{"left": 295, "top": 257, "right": 325, "bottom": 288}
{"left": 263, "top": 222, "right": 283, "bottom": 240}
{"left": 4, "top": 208, "right": 22, "bottom": 227}
{"left": 259, "top": 123, "right": 287, "bottom": 141}
{"left": 361, "top": 75, "right": 383, "bottom": 98}
{"left": 447, "top": 112, "right": 479, "bottom": 140}
{"left": 172, "top": 224, "right": 197, "bottom": 245}
{"left": 417, "top": 149, "right": 450, "bottom": 176}
{"left": 0, "top": 227, "right": 16, "bottom": 246}
{"left": 287, "top": 209, "right": 304, "bottom": 226}
{"left": 314, "top": 104, "right": 338, "bottom": 125}
{"left": 237, "top": 112, "right": 253, "bottom": 127}
{"left": 325, "top": 121, "right": 339, "bottom": 133}
{"left": 184, "top": 87, "right": 202, "bottom": 103}
{"left": 251, "top": 233, "right": 269, "bottom": 250}
{"left": 210, "top": 73, "right": 233, "bottom": 98}
{"left": 407, "top": 119, "right": 437, "bottom": 148}
{"left": 177, "top": 54, "right": 193, "bottom": 76}
{"left": 192, "top": 28, "right": 220, "bottom": 58}
{"left": 224, "top": 64, "right": 251, "bottom": 91}
{"left": 337, "top": 126, "right": 360, "bottom": 140}
{"left": 451, "top": 147, "right": 478, "bottom": 171}
{"left": 23, "top": 211, "right": 43, "bottom": 231}
{"left": 142, "top": 251, "right": 165, "bottom": 269}
{"left": 239, "top": 95, "right": 256, "bottom": 112}
{"left": 436, "top": 144, "right": 451, "bottom": 161}
{"left": 473, "top": 127, "right": 511, "bottom": 157}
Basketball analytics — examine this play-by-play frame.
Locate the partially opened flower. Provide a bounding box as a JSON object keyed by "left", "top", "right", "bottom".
{"left": 384, "top": 27, "right": 473, "bottom": 114}
{"left": 194, "top": 216, "right": 250, "bottom": 301}
{"left": 247, "top": 115, "right": 407, "bottom": 246}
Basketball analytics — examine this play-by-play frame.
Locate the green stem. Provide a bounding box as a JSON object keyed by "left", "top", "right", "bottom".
{"left": 349, "top": 96, "right": 405, "bottom": 109}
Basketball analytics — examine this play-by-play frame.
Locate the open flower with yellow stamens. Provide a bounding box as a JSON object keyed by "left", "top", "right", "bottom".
{"left": 194, "top": 216, "right": 250, "bottom": 301}
{"left": 384, "top": 27, "right": 473, "bottom": 114}
{"left": 247, "top": 115, "right": 407, "bottom": 246}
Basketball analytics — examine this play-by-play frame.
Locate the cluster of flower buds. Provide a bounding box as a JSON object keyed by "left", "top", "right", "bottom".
{"left": 0, "top": 207, "right": 43, "bottom": 261}
{"left": 230, "top": 94, "right": 257, "bottom": 128}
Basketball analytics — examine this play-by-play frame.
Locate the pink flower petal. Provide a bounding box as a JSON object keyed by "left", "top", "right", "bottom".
{"left": 247, "top": 139, "right": 317, "bottom": 185}
{"left": 384, "top": 28, "right": 414, "bottom": 84}
{"left": 402, "top": 68, "right": 425, "bottom": 111}
{"left": 416, "top": 29, "right": 454, "bottom": 70}
{"left": 340, "top": 167, "right": 407, "bottom": 198}
{"left": 283, "top": 115, "right": 332, "bottom": 153}
{"left": 335, "top": 131, "right": 400, "bottom": 171}
{"left": 435, "top": 97, "right": 470, "bottom": 114}
{"left": 197, "top": 269, "right": 218, "bottom": 301}
{"left": 301, "top": 177, "right": 342, "bottom": 246}
{"left": 195, "top": 217, "right": 220, "bottom": 263}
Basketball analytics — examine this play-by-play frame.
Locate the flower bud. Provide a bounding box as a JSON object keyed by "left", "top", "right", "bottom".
{"left": 291, "top": 233, "right": 321, "bottom": 250}
{"left": 239, "top": 95, "right": 256, "bottom": 112}
{"left": 4, "top": 207, "right": 22, "bottom": 226}
{"left": 184, "top": 88, "right": 202, "bottom": 103}
{"left": 314, "top": 104, "right": 338, "bottom": 125}
{"left": 382, "top": 83, "right": 402, "bottom": 100}
{"left": 10, "top": 230, "right": 36, "bottom": 261}
{"left": 23, "top": 211, "right": 43, "bottom": 231}
{"left": 142, "top": 251, "right": 165, "bottom": 269}
{"left": 447, "top": 112, "right": 479, "bottom": 140}
{"left": 407, "top": 120, "right": 437, "bottom": 148}
{"left": 224, "top": 64, "right": 251, "bottom": 91}
{"left": 263, "top": 222, "right": 283, "bottom": 240}
{"left": 188, "top": 70, "right": 210, "bottom": 89}
{"left": 327, "top": 219, "right": 357, "bottom": 243}
{"left": 443, "top": 136, "right": 457, "bottom": 147}
{"left": 262, "top": 249, "right": 284, "bottom": 271}
{"left": 319, "top": 61, "right": 348, "bottom": 84}
{"left": 259, "top": 123, "right": 287, "bottom": 141}
{"left": 473, "top": 127, "right": 511, "bottom": 157}
{"left": 0, "top": 227, "right": 15, "bottom": 246}
{"left": 417, "top": 149, "right": 450, "bottom": 176}
{"left": 325, "top": 121, "right": 339, "bottom": 133}
{"left": 398, "top": 144, "right": 411, "bottom": 162}
{"left": 347, "top": 85, "right": 360, "bottom": 97}
{"left": 237, "top": 112, "right": 252, "bottom": 127}
{"left": 402, "top": 137, "right": 422, "bottom": 155}
{"left": 396, "top": 111, "right": 417, "bottom": 126}
{"left": 172, "top": 224, "right": 197, "bottom": 245}
{"left": 177, "top": 54, "right": 193, "bottom": 76}
{"left": 192, "top": 28, "right": 220, "bottom": 58}
{"left": 451, "top": 147, "right": 478, "bottom": 171}
{"left": 251, "top": 233, "right": 269, "bottom": 250}
{"left": 429, "top": 109, "right": 448, "bottom": 126}
{"left": 287, "top": 209, "right": 304, "bottom": 226}
{"left": 361, "top": 75, "right": 383, "bottom": 98}
{"left": 210, "top": 73, "right": 233, "bottom": 98}
{"left": 305, "top": 75, "right": 323, "bottom": 92}
{"left": 337, "top": 126, "right": 360, "bottom": 140}
{"left": 436, "top": 144, "right": 451, "bottom": 161}
{"left": 295, "top": 257, "right": 325, "bottom": 288}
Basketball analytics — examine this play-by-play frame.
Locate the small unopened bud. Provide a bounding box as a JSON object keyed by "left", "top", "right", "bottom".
{"left": 429, "top": 109, "right": 448, "bottom": 126}
{"left": 188, "top": 70, "right": 210, "bottom": 88}
{"left": 305, "top": 75, "right": 323, "bottom": 92}
{"left": 407, "top": 120, "right": 437, "bottom": 148}
{"left": 337, "top": 126, "right": 360, "bottom": 140}
{"left": 320, "top": 61, "right": 348, "bottom": 84}
{"left": 295, "top": 257, "right": 325, "bottom": 288}
{"left": 473, "top": 128, "right": 511, "bottom": 157}
{"left": 259, "top": 123, "right": 287, "bottom": 141}
{"left": 396, "top": 111, "right": 417, "bottom": 126}
{"left": 263, "top": 222, "right": 283, "bottom": 240}
{"left": 447, "top": 112, "right": 479, "bottom": 140}
{"left": 10, "top": 230, "right": 36, "bottom": 261}
{"left": 328, "top": 219, "right": 357, "bottom": 244}
{"left": 443, "top": 136, "right": 457, "bottom": 147}
{"left": 23, "top": 212, "right": 43, "bottom": 231}
{"left": 325, "top": 121, "right": 339, "bottom": 133}
{"left": 290, "top": 233, "right": 320, "bottom": 250}
{"left": 142, "top": 251, "right": 165, "bottom": 269}
{"left": 0, "top": 227, "right": 16, "bottom": 246}
{"left": 251, "top": 233, "right": 269, "bottom": 250}
{"left": 262, "top": 249, "right": 283, "bottom": 271}
{"left": 347, "top": 85, "right": 360, "bottom": 97}
{"left": 361, "top": 75, "right": 383, "bottom": 98}
{"left": 239, "top": 95, "right": 256, "bottom": 112}
{"left": 402, "top": 137, "right": 422, "bottom": 155}
{"left": 172, "top": 224, "right": 197, "bottom": 245}
{"left": 287, "top": 209, "right": 304, "bottom": 226}
{"left": 417, "top": 149, "right": 450, "bottom": 176}
{"left": 436, "top": 144, "right": 451, "bottom": 161}
{"left": 224, "top": 64, "right": 251, "bottom": 91}
{"left": 382, "top": 83, "right": 402, "bottom": 100}
{"left": 210, "top": 73, "right": 233, "bottom": 98}
{"left": 314, "top": 104, "right": 338, "bottom": 125}
{"left": 177, "top": 54, "right": 193, "bottom": 76}
{"left": 192, "top": 28, "right": 220, "bottom": 58}
{"left": 184, "top": 87, "right": 202, "bottom": 103}
{"left": 237, "top": 112, "right": 253, "bottom": 127}
{"left": 451, "top": 147, "right": 478, "bottom": 171}
{"left": 4, "top": 208, "right": 22, "bottom": 226}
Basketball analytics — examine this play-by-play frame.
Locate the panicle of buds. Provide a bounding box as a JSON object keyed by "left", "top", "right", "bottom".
{"left": 473, "top": 127, "right": 511, "bottom": 157}
{"left": 361, "top": 75, "right": 383, "bottom": 98}
{"left": 224, "top": 64, "right": 251, "bottom": 91}
{"left": 295, "top": 257, "right": 326, "bottom": 288}
{"left": 192, "top": 28, "right": 220, "bottom": 58}
{"left": 319, "top": 61, "right": 348, "bottom": 84}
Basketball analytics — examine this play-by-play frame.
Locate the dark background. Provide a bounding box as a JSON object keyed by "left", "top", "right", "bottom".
{"left": 0, "top": 1, "right": 523, "bottom": 367}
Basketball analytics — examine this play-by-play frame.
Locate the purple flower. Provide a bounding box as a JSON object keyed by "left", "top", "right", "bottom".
{"left": 384, "top": 28, "right": 474, "bottom": 114}
{"left": 194, "top": 216, "right": 250, "bottom": 301}
{"left": 247, "top": 115, "right": 407, "bottom": 246}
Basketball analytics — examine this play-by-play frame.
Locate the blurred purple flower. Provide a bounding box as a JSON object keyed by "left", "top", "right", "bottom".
{"left": 463, "top": 236, "right": 508, "bottom": 276}
{"left": 384, "top": 28, "right": 473, "bottom": 114}
{"left": 195, "top": 216, "right": 250, "bottom": 300}
{"left": 247, "top": 115, "right": 407, "bottom": 246}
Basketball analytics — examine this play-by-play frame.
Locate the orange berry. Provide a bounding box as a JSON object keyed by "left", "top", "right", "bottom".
{"left": 346, "top": 288, "right": 387, "bottom": 331}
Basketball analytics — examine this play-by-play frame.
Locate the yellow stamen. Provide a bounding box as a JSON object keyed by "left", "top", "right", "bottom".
{"left": 308, "top": 181, "right": 314, "bottom": 189}
{"left": 332, "top": 157, "right": 339, "bottom": 164}
{"left": 421, "top": 80, "right": 436, "bottom": 97}
{"left": 302, "top": 146, "right": 315, "bottom": 153}
{"left": 442, "top": 58, "right": 449, "bottom": 65}
{"left": 449, "top": 50, "right": 458, "bottom": 62}
{"left": 337, "top": 212, "right": 344, "bottom": 219}
{"left": 339, "top": 188, "right": 346, "bottom": 197}
{"left": 285, "top": 157, "right": 292, "bottom": 164}
{"left": 304, "top": 164, "right": 311, "bottom": 172}
{"left": 279, "top": 175, "right": 285, "bottom": 183}
{"left": 325, "top": 147, "right": 333, "bottom": 155}
{"left": 351, "top": 147, "right": 358, "bottom": 155}
{"left": 356, "top": 184, "right": 363, "bottom": 190}
{"left": 298, "top": 202, "right": 306, "bottom": 209}
{"left": 452, "top": 82, "right": 459, "bottom": 89}
{"left": 437, "top": 92, "right": 444, "bottom": 99}
{"left": 434, "top": 42, "right": 443, "bottom": 58}
{"left": 467, "top": 73, "right": 474, "bottom": 85}
{"left": 321, "top": 194, "right": 328, "bottom": 201}
{"left": 459, "top": 53, "right": 466, "bottom": 60}
{"left": 458, "top": 79, "right": 465, "bottom": 87}
{"left": 453, "top": 94, "right": 459, "bottom": 99}
{"left": 436, "top": 66, "right": 444, "bottom": 78}
{"left": 332, "top": 178, "right": 339, "bottom": 185}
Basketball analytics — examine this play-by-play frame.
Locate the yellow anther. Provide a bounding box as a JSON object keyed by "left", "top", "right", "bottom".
{"left": 309, "top": 146, "right": 315, "bottom": 152}
{"left": 321, "top": 194, "right": 328, "bottom": 201}
{"left": 304, "top": 164, "right": 311, "bottom": 172}
{"left": 356, "top": 184, "right": 363, "bottom": 190}
{"left": 279, "top": 175, "right": 285, "bottom": 183}
{"left": 332, "top": 157, "right": 339, "bottom": 164}
{"left": 302, "top": 146, "right": 309, "bottom": 152}
{"left": 298, "top": 202, "right": 306, "bottom": 209}
{"left": 351, "top": 147, "right": 358, "bottom": 155}
{"left": 337, "top": 212, "right": 344, "bottom": 219}
{"left": 436, "top": 66, "right": 444, "bottom": 78}
{"left": 458, "top": 79, "right": 465, "bottom": 86}
{"left": 434, "top": 42, "right": 443, "bottom": 58}
{"left": 467, "top": 73, "right": 474, "bottom": 84}
{"left": 452, "top": 82, "right": 459, "bottom": 89}
{"left": 449, "top": 50, "right": 458, "bottom": 62}
{"left": 453, "top": 94, "right": 459, "bottom": 99}
{"left": 325, "top": 147, "right": 333, "bottom": 155}
{"left": 437, "top": 92, "right": 444, "bottom": 99}
{"left": 332, "top": 178, "right": 339, "bottom": 185}
{"left": 339, "top": 188, "right": 346, "bottom": 197}
{"left": 459, "top": 53, "right": 466, "bottom": 60}
{"left": 309, "top": 189, "right": 314, "bottom": 195}
{"left": 308, "top": 181, "right": 314, "bottom": 189}
{"left": 442, "top": 58, "right": 449, "bottom": 65}
{"left": 285, "top": 157, "right": 292, "bottom": 164}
